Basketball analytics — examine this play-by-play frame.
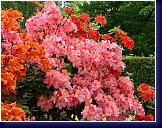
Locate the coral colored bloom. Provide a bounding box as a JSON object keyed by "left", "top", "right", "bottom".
{"left": 95, "top": 15, "right": 107, "bottom": 25}
{"left": 44, "top": 70, "right": 71, "bottom": 89}
{"left": 118, "top": 76, "right": 134, "bottom": 96}
{"left": 37, "top": 96, "right": 53, "bottom": 112}
{"left": 81, "top": 104, "right": 104, "bottom": 121}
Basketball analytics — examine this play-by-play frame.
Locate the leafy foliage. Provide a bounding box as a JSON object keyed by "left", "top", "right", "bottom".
{"left": 122, "top": 56, "right": 155, "bottom": 88}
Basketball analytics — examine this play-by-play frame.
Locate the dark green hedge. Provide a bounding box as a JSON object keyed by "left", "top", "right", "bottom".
{"left": 122, "top": 56, "right": 155, "bottom": 88}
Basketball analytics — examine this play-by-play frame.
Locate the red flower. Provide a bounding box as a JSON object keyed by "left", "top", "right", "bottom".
{"left": 89, "top": 29, "right": 100, "bottom": 41}
{"left": 139, "top": 83, "right": 150, "bottom": 91}
{"left": 137, "top": 83, "right": 155, "bottom": 102}
{"left": 80, "top": 13, "right": 90, "bottom": 22}
{"left": 95, "top": 15, "right": 107, "bottom": 25}
{"left": 136, "top": 114, "right": 154, "bottom": 121}
{"left": 102, "top": 34, "right": 111, "bottom": 40}
{"left": 64, "top": 7, "right": 73, "bottom": 14}
{"left": 115, "top": 29, "right": 127, "bottom": 38}
{"left": 114, "top": 29, "right": 134, "bottom": 50}
{"left": 137, "top": 83, "right": 149, "bottom": 95}
{"left": 110, "top": 68, "right": 121, "bottom": 77}
{"left": 142, "top": 88, "right": 155, "bottom": 102}
{"left": 135, "top": 114, "right": 145, "bottom": 121}
{"left": 121, "top": 35, "right": 134, "bottom": 50}
{"left": 145, "top": 114, "right": 154, "bottom": 121}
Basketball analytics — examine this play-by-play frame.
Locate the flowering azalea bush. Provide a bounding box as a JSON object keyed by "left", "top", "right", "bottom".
{"left": 1, "top": 1, "right": 155, "bottom": 121}
{"left": 135, "top": 83, "right": 155, "bottom": 121}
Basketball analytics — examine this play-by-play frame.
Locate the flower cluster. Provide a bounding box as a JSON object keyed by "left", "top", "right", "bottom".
{"left": 37, "top": 96, "right": 53, "bottom": 112}
{"left": 1, "top": 53, "right": 27, "bottom": 93}
{"left": 44, "top": 70, "right": 71, "bottom": 89}
{"left": 115, "top": 29, "right": 134, "bottom": 50}
{"left": 69, "top": 14, "right": 100, "bottom": 41}
{"left": 137, "top": 83, "right": 155, "bottom": 102}
{"left": 1, "top": 8, "right": 23, "bottom": 32}
{"left": 1, "top": 102, "right": 26, "bottom": 121}
{"left": 1, "top": 41, "right": 51, "bottom": 94}
{"left": 136, "top": 113, "right": 154, "bottom": 121}
{"left": 80, "top": 13, "right": 90, "bottom": 22}
{"left": 81, "top": 104, "right": 104, "bottom": 121}
{"left": 37, "top": 86, "right": 91, "bottom": 111}
{"left": 26, "top": 1, "right": 77, "bottom": 42}
{"left": 102, "top": 34, "right": 111, "bottom": 40}
{"left": 95, "top": 15, "right": 107, "bottom": 25}
{"left": 1, "top": 9, "right": 24, "bottom": 51}
{"left": 95, "top": 93, "right": 119, "bottom": 119}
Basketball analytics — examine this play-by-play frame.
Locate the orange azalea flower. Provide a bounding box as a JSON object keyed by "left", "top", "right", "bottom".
{"left": 3, "top": 56, "right": 27, "bottom": 81}
{"left": 1, "top": 53, "right": 13, "bottom": 67}
{"left": 2, "top": 41, "right": 51, "bottom": 94}
{"left": 1, "top": 9, "right": 23, "bottom": 32}
{"left": 19, "top": 33, "right": 32, "bottom": 42}
{"left": 1, "top": 102, "right": 26, "bottom": 121}
{"left": 1, "top": 72, "right": 16, "bottom": 94}
{"left": 1, "top": 9, "right": 23, "bottom": 20}
{"left": 40, "top": 58, "right": 51, "bottom": 72}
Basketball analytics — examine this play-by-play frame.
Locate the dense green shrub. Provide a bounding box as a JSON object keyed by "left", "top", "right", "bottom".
{"left": 122, "top": 56, "right": 155, "bottom": 88}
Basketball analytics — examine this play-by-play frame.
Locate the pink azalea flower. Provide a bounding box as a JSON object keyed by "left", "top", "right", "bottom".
{"left": 37, "top": 96, "right": 53, "bottom": 112}
{"left": 81, "top": 104, "right": 104, "bottom": 121}
{"left": 44, "top": 70, "right": 71, "bottom": 89}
